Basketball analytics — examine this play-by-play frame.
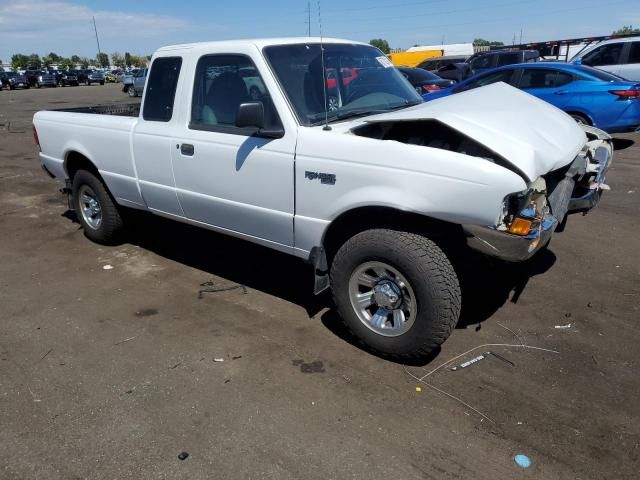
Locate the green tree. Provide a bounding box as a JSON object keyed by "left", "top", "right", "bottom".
{"left": 369, "top": 38, "right": 391, "bottom": 54}
{"left": 71, "top": 55, "right": 81, "bottom": 63}
{"left": 27, "top": 53, "right": 42, "bottom": 69}
{"left": 473, "top": 38, "right": 505, "bottom": 47}
{"left": 110, "top": 51, "right": 124, "bottom": 68}
{"left": 46, "top": 52, "right": 61, "bottom": 62}
{"left": 124, "top": 51, "right": 132, "bottom": 68}
{"left": 59, "top": 58, "right": 74, "bottom": 71}
{"left": 11, "top": 54, "right": 30, "bottom": 70}
{"left": 612, "top": 25, "right": 640, "bottom": 35}
{"left": 79, "top": 57, "right": 90, "bottom": 69}
{"left": 96, "top": 52, "right": 109, "bottom": 68}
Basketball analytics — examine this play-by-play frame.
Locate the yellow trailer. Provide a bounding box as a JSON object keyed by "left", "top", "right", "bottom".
{"left": 387, "top": 50, "right": 442, "bottom": 67}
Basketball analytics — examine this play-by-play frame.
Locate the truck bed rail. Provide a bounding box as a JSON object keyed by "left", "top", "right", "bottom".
{"left": 54, "top": 103, "right": 140, "bottom": 117}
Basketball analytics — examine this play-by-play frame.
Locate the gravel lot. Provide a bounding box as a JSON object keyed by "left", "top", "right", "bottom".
{"left": 0, "top": 83, "right": 639, "bottom": 479}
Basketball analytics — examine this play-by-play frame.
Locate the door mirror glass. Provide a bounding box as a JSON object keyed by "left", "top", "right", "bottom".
{"left": 236, "top": 101, "right": 265, "bottom": 129}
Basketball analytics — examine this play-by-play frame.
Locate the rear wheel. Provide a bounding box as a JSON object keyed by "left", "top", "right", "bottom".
{"left": 71, "top": 170, "right": 124, "bottom": 245}
{"left": 330, "top": 229, "right": 461, "bottom": 359}
{"left": 128, "top": 85, "right": 137, "bottom": 97}
{"left": 569, "top": 112, "right": 590, "bottom": 125}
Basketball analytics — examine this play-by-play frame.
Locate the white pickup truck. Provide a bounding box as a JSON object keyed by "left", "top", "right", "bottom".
{"left": 34, "top": 38, "right": 612, "bottom": 358}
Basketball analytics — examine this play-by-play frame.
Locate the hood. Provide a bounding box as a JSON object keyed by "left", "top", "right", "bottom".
{"left": 363, "top": 82, "right": 587, "bottom": 181}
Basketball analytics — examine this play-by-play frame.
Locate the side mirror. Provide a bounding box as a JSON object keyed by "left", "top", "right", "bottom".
{"left": 236, "top": 101, "right": 265, "bottom": 129}
{"left": 573, "top": 59, "right": 583, "bottom": 66}
{"left": 236, "top": 101, "right": 285, "bottom": 139}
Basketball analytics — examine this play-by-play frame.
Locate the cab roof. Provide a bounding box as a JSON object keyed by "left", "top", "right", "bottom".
{"left": 156, "top": 37, "right": 369, "bottom": 53}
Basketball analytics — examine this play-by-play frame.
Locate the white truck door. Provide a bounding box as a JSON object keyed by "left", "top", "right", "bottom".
{"left": 133, "top": 58, "right": 184, "bottom": 216}
{"left": 171, "top": 53, "right": 295, "bottom": 247}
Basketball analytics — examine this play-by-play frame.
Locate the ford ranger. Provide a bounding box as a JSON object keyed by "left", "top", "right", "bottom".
{"left": 33, "top": 38, "right": 612, "bottom": 358}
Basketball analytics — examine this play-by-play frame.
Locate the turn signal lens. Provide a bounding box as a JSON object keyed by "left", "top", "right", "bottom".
{"left": 509, "top": 217, "right": 533, "bottom": 236}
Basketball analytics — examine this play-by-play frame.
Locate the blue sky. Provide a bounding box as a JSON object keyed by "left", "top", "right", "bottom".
{"left": 1, "top": 0, "right": 638, "bottom": 61}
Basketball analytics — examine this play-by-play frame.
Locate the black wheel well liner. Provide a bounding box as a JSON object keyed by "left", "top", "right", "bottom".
{"left": 320, "top": 206, "right": 464, "bottom": 264}
{"left": 64, "top": 151, "right": 100, "bottom": 181}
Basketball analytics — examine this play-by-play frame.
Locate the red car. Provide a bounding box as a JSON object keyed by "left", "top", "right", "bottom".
{"left": 326, "top": 67, "right": 358, "bottom": 89}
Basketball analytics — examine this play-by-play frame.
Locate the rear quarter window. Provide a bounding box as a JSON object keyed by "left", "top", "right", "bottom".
{"left": 142, "top": 57, "right": 182, "bottom": 122}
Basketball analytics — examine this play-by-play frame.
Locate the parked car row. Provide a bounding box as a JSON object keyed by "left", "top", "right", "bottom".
{"left": 0, "top": 69, "right": 108, "bottom": 90}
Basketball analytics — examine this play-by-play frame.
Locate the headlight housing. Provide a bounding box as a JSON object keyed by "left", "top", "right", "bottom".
{"left": 497, "top": 177, "right": 549, "bottom": 236}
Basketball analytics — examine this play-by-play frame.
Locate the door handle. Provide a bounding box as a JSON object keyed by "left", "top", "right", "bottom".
{"left": 180, "top": 143, "right": 194, "bottom": 156}
{"left": 554, "top": 90, "right": 569, "bottom": 95}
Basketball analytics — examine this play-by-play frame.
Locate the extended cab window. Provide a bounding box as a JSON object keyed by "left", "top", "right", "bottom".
{"left": 190, "top": 55, "right": 281, "bottom": 133}
{"left": 496, "top": 53, "right": 519, "bottom": 66}
{"left": 143, "top": 57, "right": 182, "bottom": 122}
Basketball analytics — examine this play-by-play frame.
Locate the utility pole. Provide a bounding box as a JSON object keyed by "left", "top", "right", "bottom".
{"left": 306, "top": 1, "right": 311, "bottom": 36}
{"left": 92, "top": 16, "right": 102, "bottom": 55}
{"left": 519, "top": 27, "right": 523, "bottom": 45}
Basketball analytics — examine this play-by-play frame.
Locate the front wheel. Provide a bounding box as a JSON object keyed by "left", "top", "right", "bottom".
{"left": 72, "top": 170, "right": 124, "bottom": 245}
{"left": 569, "top": 113, "right": 591, "bottom": 126}
{"left": 330, "top": 229, "right": 461, "bottom": 359}
{"left": 127, "top": 85, "right": 137, "bottom": 97}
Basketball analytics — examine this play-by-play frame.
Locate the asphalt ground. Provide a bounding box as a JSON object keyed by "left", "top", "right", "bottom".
{"left": 0, "top": 83, "right": 639, "bottom": 479}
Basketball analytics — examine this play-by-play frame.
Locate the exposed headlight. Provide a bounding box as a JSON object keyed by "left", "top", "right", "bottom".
{"left": 497, "top": 177, "right": 548, "bottom": 236}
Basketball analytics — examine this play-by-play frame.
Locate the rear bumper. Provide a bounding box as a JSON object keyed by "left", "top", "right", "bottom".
{"left": 463, "top": 215, "right": 558, "bottom": 262}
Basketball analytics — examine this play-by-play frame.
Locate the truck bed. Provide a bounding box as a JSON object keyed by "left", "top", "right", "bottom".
{"left": 54, "top": 103, "right": 140, "bottom": 117}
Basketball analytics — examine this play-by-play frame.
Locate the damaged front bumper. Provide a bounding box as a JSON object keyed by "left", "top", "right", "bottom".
{"left": 463, "top": 216, "right": 558, "bottom": 262}
{"left": 463, "top": 125, "right": 612, "bottom": 262}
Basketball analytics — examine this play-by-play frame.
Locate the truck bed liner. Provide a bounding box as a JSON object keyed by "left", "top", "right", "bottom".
{"left": 54, "top": 103, "right": 140, "bottom": 117}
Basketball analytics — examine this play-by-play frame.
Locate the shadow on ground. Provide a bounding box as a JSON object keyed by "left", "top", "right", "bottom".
{"left": 66, "top": 210, "right": 556, "bottom": 364}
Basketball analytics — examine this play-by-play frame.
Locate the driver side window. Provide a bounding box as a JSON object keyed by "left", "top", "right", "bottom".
{"left": 190, "top": 54, "right": 281, "bottom": 134}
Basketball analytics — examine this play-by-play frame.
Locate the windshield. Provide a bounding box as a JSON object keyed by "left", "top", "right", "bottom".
{"left": 264, "top": 43, "right": 422, "bottom": 126}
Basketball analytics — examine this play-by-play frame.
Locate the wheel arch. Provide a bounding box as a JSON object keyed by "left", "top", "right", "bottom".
{"left": 64, "top": 150, "right": 102, "bottom": 182}
{"left": 321, "top": 206, "right": 465, "bottom": 264}
{"left": 564, "top": 109, "right": 594, "bottom": 125}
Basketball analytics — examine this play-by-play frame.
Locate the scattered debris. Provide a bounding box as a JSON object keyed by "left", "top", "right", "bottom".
{"left": 114, "top": 336, "right": 137, "bottom": 345}
{"left": 231, "top": 355, "right": 242, "bottom": 360}
{"left": 169, "top": 362, "right": 181, "bottom": 369}
{"left": 496, "top": 322, "right": 525, "bottom": 346}
{"left": 197, "top": 280, "right": 247, "bottom": 299}
{"left": 38, "top": 348, "right": 53, "bottom": 362}
{"left": 554, "top": 323, "right": 572, "bottom": 329}
{"left": 213, "top": 358, "right": 225, "bottom": 362}
{"left": 102, "top": 264, "right": 114, "bottom": 270}
{"left": 224, "top": 379, "right": 231, "bottom": 384}
{"left": 487, "top": 351, "right": 515, "bottom": 367}
{"left": 404, "top": 342, "right": 560, "bottom": 424}
{"left": 514, "top": 454, "right": 532, "bottom": 469}
{"left": 135, "top": 308, "right": 158, "bottom": 317}
{"left": 587, "top": 302, "right": 593, "bottom": 308}
{"left": 451, "top": 354, "right": 485, "bottom": 371}
{"left": 415, "top": 386, "right": 422, "bottom": 392}
{"left": 178, "top": 452, "right": 189, "bottom": 461}
{"left": 125, "top": 389, "right": 133, "bottom": 394}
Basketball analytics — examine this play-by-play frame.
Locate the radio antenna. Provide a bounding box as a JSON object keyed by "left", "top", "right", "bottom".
{"left": 318, "top": 0, "right": 331, "bottom": 131}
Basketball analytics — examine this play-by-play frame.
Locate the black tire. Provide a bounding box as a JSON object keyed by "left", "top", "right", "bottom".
{"left": 569, "top": 112, "right": 591, "bottom": 125}
{"left": 330, "top": 229, "right": 461, "bottom": 359}
{"left": 71, "top": 170, "right": 124, "bottom": 245}
{"left": 100, "top": 81, "right": 105, "bottom": 85}
{"left": 128, "top": 85, "right": 137, "bottom": 97}
{"left": 36, "top": 82, "right": 41, "bottom": 88}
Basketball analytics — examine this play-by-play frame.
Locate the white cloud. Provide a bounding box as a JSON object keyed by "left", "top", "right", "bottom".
{"left": 0, "top": 0, "right": 191, "bottom": 61}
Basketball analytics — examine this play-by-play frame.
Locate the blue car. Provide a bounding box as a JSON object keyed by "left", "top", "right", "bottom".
{"left": 423, "top": 63, "right": 640, "bottom": 133}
